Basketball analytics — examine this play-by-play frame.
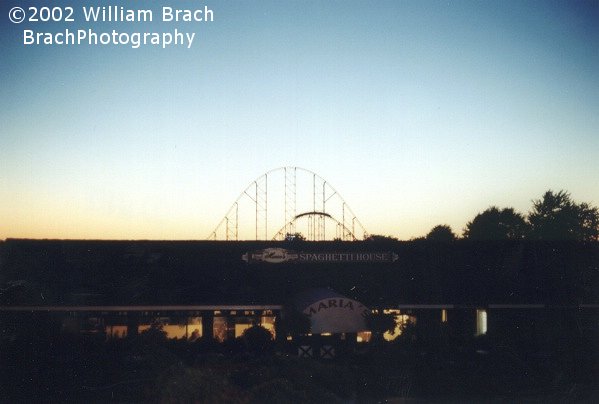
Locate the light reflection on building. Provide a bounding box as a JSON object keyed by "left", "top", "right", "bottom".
{"left": 476, "top": 309, "right": 488, "bottom": 336}
{"left": 383, "top": 309, "right": 415, "bottom": 341}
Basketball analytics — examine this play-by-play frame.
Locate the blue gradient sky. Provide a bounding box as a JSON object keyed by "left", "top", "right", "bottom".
{"left": 1, "top": 0, "right": 598, "bottom": 240}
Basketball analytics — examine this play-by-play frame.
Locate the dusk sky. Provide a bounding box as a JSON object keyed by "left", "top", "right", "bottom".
{"left": 1, "top": 0, "right": 598, "bottom": 240}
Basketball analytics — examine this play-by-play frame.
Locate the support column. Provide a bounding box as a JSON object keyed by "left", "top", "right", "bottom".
{"left": 274, "top": 311, "right": 285, "bottom": 344}
{"left": 126, "top": 312, "right": 139, "bottom": 339}
{"left": 202, "top": 313, "right": 214, "bottom": 340}
{"left": 226, "top": 314, "right": 236, "bottom": 340}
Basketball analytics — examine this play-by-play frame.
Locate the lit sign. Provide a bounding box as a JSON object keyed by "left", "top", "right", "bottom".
{"left": 242, "top": 248, "right": 297, "bottom": 264}
{"left": 303, "top": 297, "right": 369, "bottom": 333}
{"left": 242, "top": 248, "right": 398, "bottom": 263}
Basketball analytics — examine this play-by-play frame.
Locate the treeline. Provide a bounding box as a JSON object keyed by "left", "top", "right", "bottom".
{"left": 369, "top": 190, "right": 599, "bottom": 242}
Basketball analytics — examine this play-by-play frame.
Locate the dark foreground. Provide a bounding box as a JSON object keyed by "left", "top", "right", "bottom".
{"left": 2, "top": 326, "right": 598, "bottom": 403}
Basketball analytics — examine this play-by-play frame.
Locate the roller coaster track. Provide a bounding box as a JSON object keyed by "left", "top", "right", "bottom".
{"left": 208, "top": 167, "right": 368, "bottom": 241}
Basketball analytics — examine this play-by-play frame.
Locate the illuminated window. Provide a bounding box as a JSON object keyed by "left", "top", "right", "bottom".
{"left": 260, "top": 316, "right": 276, "bottom": 338}
{"left": 136, "top": 316, "right": 204, "bottom": 340}
{"left": 441, "top": 309, "right": 448, "bottom": 323}
{"left": 184, "top": 316, "right": 202, "bottom": 340}
{"left": 476, "top": 309, "right": 487, "bottom": 336}
{"left": 107, "top": 325, "right": 128, "bottom": 339}
{"left": 162, "top": 324, "right": 190, "bottom": 339}
{"left": 235, "top": 323, "right": 253, "bottom": 337}
{"left": 213, "top": 316, "right": 227, "bottom": 342}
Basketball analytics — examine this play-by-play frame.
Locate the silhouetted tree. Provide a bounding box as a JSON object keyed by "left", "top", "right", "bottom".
{"left": 365, "top": 234, "right": 398, "bottom": 242}
{"left": 139, "top": 321, "right": 168, "bottom": 344}
{"left": 280, "top": 308, "right": 311, "bottom": 337}
{"left": 528, "top": 190, "right": 599, "bottom": 241}
{"left": 365, "top": 310, "right": 397, "bottom": 343}
{"left": 463, "top": 206, "right": 529, "bottom": 240}
{"left": 241, "top": 325, "right": 274, "bottom": 354}
{"left": 426, "top": 225, "right": 456, "bottom": 242}
{"left": 285, "top": 232, "right": 306, "bottom": 242}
